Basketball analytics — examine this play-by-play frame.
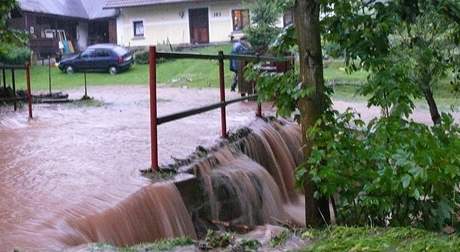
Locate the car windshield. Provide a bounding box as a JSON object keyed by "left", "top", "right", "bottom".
{"left": 113, "top": 46, "right": 128, "bottom": 56}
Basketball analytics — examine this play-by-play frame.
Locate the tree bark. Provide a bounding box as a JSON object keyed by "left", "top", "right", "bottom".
{"left": 294, "top": 0, "right": 330, "bottom": 227}
{"left": 423, "top": 87, "right": 441, "bottom": 125}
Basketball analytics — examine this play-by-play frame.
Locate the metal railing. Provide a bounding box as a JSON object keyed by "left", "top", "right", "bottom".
{"left": 0, "top": 63, "right": 33, "bottom": 118}
{"left": 148, "top": 46, "right": 292, "bottom": 171}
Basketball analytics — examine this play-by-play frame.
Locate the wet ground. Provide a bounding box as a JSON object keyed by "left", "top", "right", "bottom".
{"left": 0, "top": 85, "right": 458, "bottom": 251}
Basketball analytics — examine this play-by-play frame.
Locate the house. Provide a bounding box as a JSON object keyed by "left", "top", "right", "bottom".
{"left": 9, "top": 0, "right": 118, "bottom": 59}
{"left": 103, "top": 0, "right": 254, "bottom": 47}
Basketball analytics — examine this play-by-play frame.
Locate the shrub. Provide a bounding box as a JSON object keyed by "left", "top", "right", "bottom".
{"left": 134, "top": 50, "right": 149, "bottom": 65}
{"left": 296, "top": 110, "right": 460, "bottom": 230}
{"left": 134, "top": 50, "right": 170, "bottom": 65}
{"left": 0, "top": 45, "right": 31, "bottom": 65}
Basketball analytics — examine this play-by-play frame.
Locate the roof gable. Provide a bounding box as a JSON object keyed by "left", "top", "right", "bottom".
{"left": 19, "top": 0, "right": 117, "bottom": 20}
{"left": 104, "top": 0, "right": 228, "bottom": 9}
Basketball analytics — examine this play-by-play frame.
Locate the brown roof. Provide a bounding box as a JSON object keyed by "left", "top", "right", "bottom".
{"left": 104, "top": 0, "right": 228, "bottom": 9}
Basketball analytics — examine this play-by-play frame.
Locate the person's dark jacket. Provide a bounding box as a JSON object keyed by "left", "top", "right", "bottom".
{"left": 230, "top": 41, "right": 252, "bottom": 72}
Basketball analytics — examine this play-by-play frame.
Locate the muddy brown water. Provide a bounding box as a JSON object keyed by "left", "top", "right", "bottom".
{"left": 0, "top": 85, "right": 457, "bottom": 251}
{"left": 0, "top": 86, "right": 273, "bottom": 251}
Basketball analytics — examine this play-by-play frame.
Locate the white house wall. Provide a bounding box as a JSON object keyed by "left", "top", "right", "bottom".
{"left": 116, "top": 0, "right": 244, "bottom": 47}
{"left": 77, "top": 22, "right": 88, "bottom": 51}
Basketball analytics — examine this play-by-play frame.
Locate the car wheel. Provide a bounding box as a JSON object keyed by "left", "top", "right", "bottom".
{"left": 66, "top": 65, "right": 74, "bottom": 74}
{"left": 109, "top": 66, "right": 118, "bottom": 75}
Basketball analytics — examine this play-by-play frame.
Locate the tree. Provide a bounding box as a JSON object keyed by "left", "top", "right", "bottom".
{"left": 294, "top": 0, "right": 332, "bottom": 227}
{"left": 0, "top": 0, "right": 28, "bottom": 63}
{"left": 322, "top": 0, "right": 460, "bottom": 124}
{"left": 244, "top": 0, "right": 284, "bottom": 54}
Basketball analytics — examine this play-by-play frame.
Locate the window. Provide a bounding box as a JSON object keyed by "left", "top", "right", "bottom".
{"left": 133, "top": 21, "right": 144, "bottom": 37}
{"left": 232, "top": 9, "right": 250, "bottom": 31}
{"left": 95, "top": 49, "right": 111, "bottom": 57}
{"left": 81, "top": 49, "right": 96, "bottom": 58}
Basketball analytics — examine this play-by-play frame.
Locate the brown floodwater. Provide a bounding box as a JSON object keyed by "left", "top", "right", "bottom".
{"left": 1, "top": 85, "right": 456, "bottom": 251}
{"left": 0, "top": 86, "right": 272, "bottom": 251}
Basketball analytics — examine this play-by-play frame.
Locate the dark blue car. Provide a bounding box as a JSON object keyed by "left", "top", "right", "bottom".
{"left": 58, "top": 44, "right": 134, "bottom": 75}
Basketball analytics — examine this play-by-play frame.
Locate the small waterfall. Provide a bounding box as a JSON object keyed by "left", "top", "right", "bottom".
{"left": 60, "top": 183, "right": 196, "bottom": 247}
{"left": 187, "top": 119, "right": 305, "bottom": 227}
{"left": 196, "top": 150, "right": 287, "bottom": 226}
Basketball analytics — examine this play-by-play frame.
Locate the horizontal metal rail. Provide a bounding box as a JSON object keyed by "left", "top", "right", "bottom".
{"left": 156, "top": 52, "right": 294, "bottom": 62}
{"left": 157, "top": 94, "right": 258, "bottom": 125}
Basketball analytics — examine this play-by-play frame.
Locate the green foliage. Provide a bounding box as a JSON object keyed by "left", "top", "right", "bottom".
{"left": 296, "top": 108, "right": 460, "bottom": 229}
{"left": 204, "top": 230, "right": 235, "bottom": 249}
{"left": 239, "top": 239, "right": 262, "bottom": 251}
{"left": 0, "top": 0, "right": 28, "bottom": 61}
{"left": 243, "top": 0, "right": 285, "bottom": 53}
{"left": 0, "top": 45, "right": 31, "bottom": 65}
{"left": 134, "top": 50, "right": 149, "bottom": 65}
{"left": 270, "top": 230, "right": 292, "bottom": 248}
{"left": 302, "top": 226, "right": 460, "bottom": 251}
{"left": 271, "top": 24, "right": 297, "bottom": 54}
{"left": 246, "top": 66, "right": 304, "bottom": 117}
{"left": 134, "top": 50, "right": 170, "bottom": 65}
{"left": 322, "top": 0, "right": 460, "bottom": 123}
{"left": 89, "top": 237, "right": 194, "bottom": 251}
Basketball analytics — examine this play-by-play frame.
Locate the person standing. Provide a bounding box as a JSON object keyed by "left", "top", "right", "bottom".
{"left": 230, "top": 36, "right": 253, "bottom": 92}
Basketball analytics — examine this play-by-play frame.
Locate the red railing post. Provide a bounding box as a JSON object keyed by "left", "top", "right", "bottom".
{"left": 26, "top": 63, "right": 32, "bottom": 119}
{"left": 218, "top": 51, "right": 228, "bottom": 138}
{"left": 149, "top": 46, "right": 159, "bottom": 171}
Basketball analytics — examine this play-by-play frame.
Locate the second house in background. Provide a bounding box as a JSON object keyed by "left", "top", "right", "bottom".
{"left": 105, "top": 0, "right": 289, "bottom": 47}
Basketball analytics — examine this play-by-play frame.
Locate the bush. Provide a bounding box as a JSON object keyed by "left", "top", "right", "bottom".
{"left": 296, "top": 110, "right": 460, "bottom": 230}
{"left": 134, "top": 50, "right": 170, "bottom": 65}
{"left": 134, "top": 50, "right": 149, "bottom": 64}
{"left": 0, "top": 45, "right": 31, "bottom": 65}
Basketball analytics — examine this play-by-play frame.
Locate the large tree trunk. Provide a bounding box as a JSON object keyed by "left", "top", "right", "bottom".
{"left": 294, "top": 0, "right": 330, "bottom": 227}
{"left": 423, "top": 87, "right": 441, "bottom": 125}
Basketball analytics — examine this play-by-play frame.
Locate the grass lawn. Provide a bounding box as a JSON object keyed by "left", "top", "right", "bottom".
{"left": 2, "top": 43, "right": 458, "bottom": 107}
{"left": 301, "top": 226, "right": 460, "bottom": 251}
{"left": 85, "top": 226, "right": 460, "bottom": 251}
{"left": 1, "top": 44, "right": 235, "bottom": 91}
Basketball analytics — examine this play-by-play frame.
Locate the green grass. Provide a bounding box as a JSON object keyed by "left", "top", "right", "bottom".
{"left": 302, "top": 226, "right": 460, "bottom": 252}
{"left": 2, "top": 44, "right": 458, "bottom": 108}
{"left": 89, "top": 237, "right": 194, "bottom": 252}
{"left": 1, "top": 44, "right": 234, "bottom": 91}
{"left": 85, "top": 227, "right": 460, "bottom": 251}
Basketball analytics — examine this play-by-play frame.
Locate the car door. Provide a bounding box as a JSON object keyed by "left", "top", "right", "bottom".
{"left": 94, "top": 49, "right": 113, "bottom": 70}
{"left": 79, "top": 49, "right": 96, "bottom": 70}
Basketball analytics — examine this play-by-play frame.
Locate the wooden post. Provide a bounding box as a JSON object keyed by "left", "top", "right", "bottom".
{"left": 26, "top": 63, "right": 32, "bottom": 119}
{"left": 11, "top": 68, "right": 16, "bottom": 111}
{"left": 218, "top": 51, "right": 228, "bottom": 138}
{"left": 149, "top": 46, "right": 159, "bottom": 171}
{"left": 48, "top": 56, "right": 52, "bottom": 95}
{"left": 84, "top": 72, "right": 88, "bottom": 98}
{"left": 256, "top": 103, "right": 262, "bottom": 117}
{"left": 1, "top": 67, "right": 5, "bottom": 90}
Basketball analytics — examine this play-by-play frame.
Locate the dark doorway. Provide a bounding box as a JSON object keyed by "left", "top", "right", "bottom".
{"left": 189, "top": 8, "right": 209, "bottom": 44}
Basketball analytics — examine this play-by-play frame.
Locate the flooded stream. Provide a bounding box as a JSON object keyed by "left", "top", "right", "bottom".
{"left": 0, "top": 86, "right": 268, "bottom": 251}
